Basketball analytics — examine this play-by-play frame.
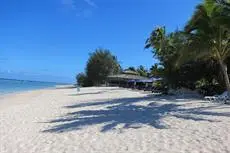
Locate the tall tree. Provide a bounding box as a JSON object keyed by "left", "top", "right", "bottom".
{"left": 180, "top": 0, "right": 230, "bottom": 91}
{"left": 145, "top": 27, "right": 187, "bottom": 87}
{"left": 86, "top": 48, "right": 121, "bottom": 86}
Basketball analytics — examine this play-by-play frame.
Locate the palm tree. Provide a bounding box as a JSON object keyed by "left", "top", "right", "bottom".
{"left": 137, "top": 65, "right": 148, "bottom": 77}
{"left": 216, "top": 0, "right": 230, "bottom": 9}
{"left": 150, "top": 64, "right": 164, "bottom": 77}
{"left": 145, "top": 27, "right": 187, "bottom": 87}
{"left": 182, "top": 0, "right": 230, "bottom": 91}
{"left": 145, "top": 26, "right": 169, "bottom": 59}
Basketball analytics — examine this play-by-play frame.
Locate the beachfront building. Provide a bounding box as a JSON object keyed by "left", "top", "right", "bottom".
{"left": 107, "top": 70, "right": 147, "bottom": 87}
{"left": 107, "top": 70, "right": 161, "bottom": 89}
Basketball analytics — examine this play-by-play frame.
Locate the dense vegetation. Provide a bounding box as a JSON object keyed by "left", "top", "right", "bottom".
{"left": 145, "top": 0, "right": 230, "bottom": 95}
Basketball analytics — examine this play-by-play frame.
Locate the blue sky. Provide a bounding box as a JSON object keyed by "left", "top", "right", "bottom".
{"left": 0, "top": 0, "right": 201, "bottom": 83}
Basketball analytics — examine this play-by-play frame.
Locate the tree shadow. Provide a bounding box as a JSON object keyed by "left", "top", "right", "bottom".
{"left": 65, "top": 94, "right": 201, "bottom": 109}
{"left": 65, "top": 96, "right": 154, "bottom": 108}
{"left": 68, "top": 88, "right": 123, "bottom": 96}
{"left": 42, "top": 95, "right": 230, "bottom": 133}
{"left": 68, "top": 91, "right": 107, "bottom": 96}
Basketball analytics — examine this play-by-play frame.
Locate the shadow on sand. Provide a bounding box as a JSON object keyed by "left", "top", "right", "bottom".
{"left": 68, "top": 88, "right": 123, "bottom": 96}
{"left": 42, "top": 95, "right": 230, "bottom": 133}
{"left": 68, "top": 91, "right": 107, "bottom": 96}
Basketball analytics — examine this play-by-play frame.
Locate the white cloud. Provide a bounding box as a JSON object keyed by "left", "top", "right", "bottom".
{"left": 61, "top": 0, "right": 97, "bottom": 9}
{"left": 84, "top": 0, "right": 97, "bottom": 8}
{"left": 61, "top": 0, "right": 76, "bottom": 9}
{"left": 61, "top": 0, "right": 97, "bottom": 17}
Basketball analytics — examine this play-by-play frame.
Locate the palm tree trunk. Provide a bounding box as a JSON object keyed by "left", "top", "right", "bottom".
{"left": 219, "top": 60, "right": 230, "bottom": 92}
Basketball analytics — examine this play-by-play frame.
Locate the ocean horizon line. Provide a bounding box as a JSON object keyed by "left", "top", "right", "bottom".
{"left": 0, "top": 78, "right": 70, "bottom": 85}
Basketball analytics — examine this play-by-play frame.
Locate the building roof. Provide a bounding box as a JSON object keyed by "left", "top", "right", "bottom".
{"left": 122, "top": 70, "right": 139, "bottom": 75}
{"left": 108, "top": 74, "right": 149, "bottom": 81}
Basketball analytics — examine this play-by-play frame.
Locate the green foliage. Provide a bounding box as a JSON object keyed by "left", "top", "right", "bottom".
{"left": 86, "top": 48, "right": 121, "bottom": 86}
{"left": 145, "top": 28, "right": 188, "bottom": 87}
{"left": 196, "top": 78, "right": 225, "bottom": 96}
{"left": 195, "top": 78, "right": 212, "bottom": 89}
{"left": 76, "top": 73, "right": 86, "bottom": 86}
{"left": 76, "top": 73, "right": 92, "bottom": 87}
{"left": 146, "top": 0, "right": 230, "bottom": 92}
{"left": 136, "top": 65, "right": 148, "bottom": 77}
{"left": 127, "top": 67, "right": 136, "bottom": 72}
{"left": 125, "top": 65, "right": 149, "bottom": 77}
{"left": 149, "top": 64, "right": 164, "bottom": 77}
{"left": 182, "top": 0, "right": 230, "bottom": 91}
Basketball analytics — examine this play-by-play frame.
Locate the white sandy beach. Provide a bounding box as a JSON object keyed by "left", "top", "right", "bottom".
{"left": 1, "top": 87, "right": 230, "bottom": 153}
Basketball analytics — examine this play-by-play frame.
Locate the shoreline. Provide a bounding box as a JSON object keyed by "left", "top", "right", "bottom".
{"left": 0, "top": 78, "right": 70, "bottom": 99}
{"left": 0, "top": 87, "right": 55, "bottom": 98}
{"left": 0, "top": 87, "right": 58, "bottom": 110}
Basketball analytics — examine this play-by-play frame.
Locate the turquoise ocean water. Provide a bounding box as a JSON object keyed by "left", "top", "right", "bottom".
{"left": 0, "top": 78, "right": 62, "bottom": 95}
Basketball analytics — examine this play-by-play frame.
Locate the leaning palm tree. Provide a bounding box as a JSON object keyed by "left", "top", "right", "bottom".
{"left": 181, "top": 0, "right": 230, "bottom": 91}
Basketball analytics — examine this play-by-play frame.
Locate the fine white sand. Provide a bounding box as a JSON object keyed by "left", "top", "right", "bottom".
{"left": 1, "top": 87, "right": 230, "bottom": 153}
